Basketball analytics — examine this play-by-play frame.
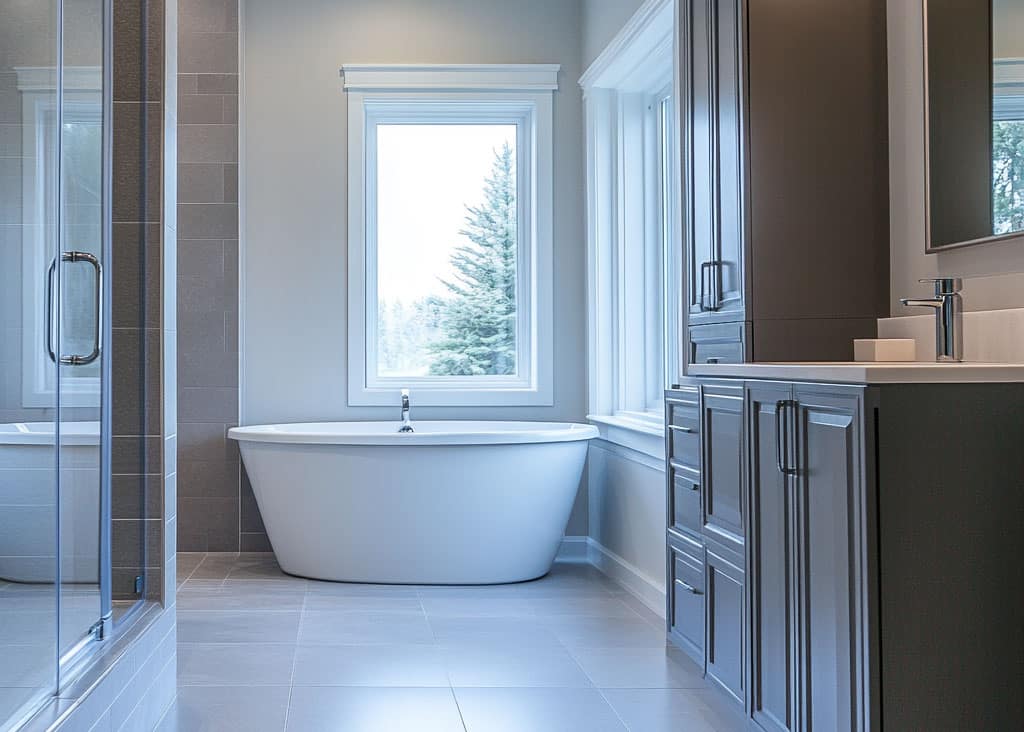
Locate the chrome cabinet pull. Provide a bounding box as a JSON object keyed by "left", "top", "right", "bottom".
{"left": 668, "top": 424, "right": 695, "bottom": 434}
{"left": 675, "top": 577, "right": 700, "bottom": 593}
{"left": 45, "top": 251, "right": 103, "bottom": 366}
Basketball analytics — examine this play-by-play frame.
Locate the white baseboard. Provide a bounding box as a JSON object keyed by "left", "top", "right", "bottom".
{"left": 585, "top": 538, "right": 666, "bottom": 619}
{"left": 556, "top": 536, "right": 589, "bottom": 562}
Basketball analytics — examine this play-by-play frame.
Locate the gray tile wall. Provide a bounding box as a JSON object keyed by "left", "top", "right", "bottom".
{"left": 176, "top": 0, "right": 259, "bottom": 552}
{"left": 110, "top": 0, "right": 168, "bottom": 602}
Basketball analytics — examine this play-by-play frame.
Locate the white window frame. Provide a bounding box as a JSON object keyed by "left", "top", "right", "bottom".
{"left": 342, "top": 65, "right": 558, "bottom": 407}
{"left": 580, "top": 0, "right": 681, "bottom": 458}
{"left": 16, "top": 66, "right": 103, "bottom": 408}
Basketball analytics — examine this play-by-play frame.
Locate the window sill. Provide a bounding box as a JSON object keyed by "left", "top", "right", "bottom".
{"left": 587, "top": 413, "right": 666, "bottom": 463}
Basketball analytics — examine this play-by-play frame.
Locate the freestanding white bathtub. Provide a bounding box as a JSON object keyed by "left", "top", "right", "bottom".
{"left": 229, "top": 421, "right": 598, "bottom": 584}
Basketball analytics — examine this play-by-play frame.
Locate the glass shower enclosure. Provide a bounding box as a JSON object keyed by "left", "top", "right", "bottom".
{"left": 0, "top": 0, "right": 143, "bottom": 728}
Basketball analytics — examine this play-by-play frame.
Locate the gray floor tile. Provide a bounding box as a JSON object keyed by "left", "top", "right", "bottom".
{"left": 155, "top": 685, "right": 290, "bottom": 732}
{"left": 292, "top": 644, "right": 449, "bottom": 687}
{"left": 542, "top": 616, "right": 670, "bottom": 649}
{"left": 177, "top": 611, "right": 301, "bottom": 643}
{"left": 285, "top": 687, "right": 465, "bottom": 732}
{"left": 570, "top": 647, "right": 706, "bottom": 689}
{"left": 455, "top": 687, "right": 627, "bottom": 732}
{"left": 420, "top": 597, "right": 537, "bottom": 618}
{"left": 301, "top": 593, "right": 423, "bottom": 613}
{"left": 527, "top": 596, "right": 644, "bottom": 619}
{"left": 428, "top": 616, "right": 566, "bottom": 650}
{"left": 443, "top": 646, "right": 593, "bottom": 688}
{"left": 601, "top": 688, "right": 747, "bottom": 732}
{"left": 188, "top": 554, "right": 241, "bottom": 580}
{"left": 177, "top": 643, "right": 297, "bottom": 686}
{"left": 299, "top": 611, "right": 434, "bottom": 645}
{"left": 176, "top": 586, "right": 305, "bottom": 613}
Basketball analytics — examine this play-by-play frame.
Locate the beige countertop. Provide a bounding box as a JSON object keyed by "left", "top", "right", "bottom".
{"left": 686, "top": 361, "right": 1024, "bottom": 384}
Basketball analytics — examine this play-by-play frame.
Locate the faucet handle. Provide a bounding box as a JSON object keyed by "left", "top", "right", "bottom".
{"left": 918, "top": 277, "right": 963, "bottom": 295}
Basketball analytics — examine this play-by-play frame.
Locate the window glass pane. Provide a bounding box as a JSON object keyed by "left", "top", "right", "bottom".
{"left": 994, "top": 119, "right": 1024, "bottom": 235}
{"left": 375, "top": 124, "right": 518, "bottom": 378}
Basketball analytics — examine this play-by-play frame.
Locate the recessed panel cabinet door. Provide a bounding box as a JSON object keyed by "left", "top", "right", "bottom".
{"left": 713, "top": 0, "right": 746, "bottom": 320}
{"left": 701, "top": 384, "right": 745, "bottom": 546}
{"left": 705, "top": 541, "right": 746, "bottom": 705}
{"left": 747, "top": 384, "right": 798, "bottom": 732}
{"left": 685, "top": 0, "right": 717, "bottom": 318}
{"left": 793, "top": 387, "right": 865, "bottom": 732}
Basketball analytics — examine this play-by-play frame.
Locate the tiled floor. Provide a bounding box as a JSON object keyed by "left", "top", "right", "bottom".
{"left": 157, "top": 553, "right": 746, "bottom": 732}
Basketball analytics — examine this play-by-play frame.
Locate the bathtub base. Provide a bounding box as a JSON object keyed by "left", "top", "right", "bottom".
{"left": 239, "top": 440, "right": 589, "bottom": 585}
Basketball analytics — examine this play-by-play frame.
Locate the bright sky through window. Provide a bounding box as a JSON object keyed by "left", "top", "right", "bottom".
{"left": 375, "top": 123, "right": 518, "bottom": 377}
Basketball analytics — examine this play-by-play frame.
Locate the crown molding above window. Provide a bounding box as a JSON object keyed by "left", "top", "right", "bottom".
{"left": 579, "top": 0, "right": 673, "bottom": 93}
{"left": 340, "top": 64, "right": 561, "bottom": 93}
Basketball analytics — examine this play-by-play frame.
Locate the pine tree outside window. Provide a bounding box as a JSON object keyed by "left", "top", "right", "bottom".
{"left": 343, "top": 66, "right": 557, "bottom": 407}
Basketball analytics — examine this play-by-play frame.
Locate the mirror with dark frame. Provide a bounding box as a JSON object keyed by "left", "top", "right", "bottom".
{"left": 925, "top": 0, "right": 1024, "bottom": 251}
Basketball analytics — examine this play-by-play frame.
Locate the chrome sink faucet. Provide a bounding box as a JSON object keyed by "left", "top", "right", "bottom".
{"left": 399, "top": 389, "right": 414, "bottom": 433}
{"left": 900, "top": 277, "right": 964, "bottom": 362}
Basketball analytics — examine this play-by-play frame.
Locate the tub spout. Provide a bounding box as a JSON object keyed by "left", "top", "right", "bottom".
{"left": 399, "top": 389, "right": 414, "bottom": 433}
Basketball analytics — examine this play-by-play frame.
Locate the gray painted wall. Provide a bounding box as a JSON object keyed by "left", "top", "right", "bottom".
{"left": 581, "top": 0, "right": 645, "bottom": 69}
{"left": 888, "top": 0, "right": 1024, "bottom": 313}
{"left": 241, "top": 0, "right": 589, "bottom": 534}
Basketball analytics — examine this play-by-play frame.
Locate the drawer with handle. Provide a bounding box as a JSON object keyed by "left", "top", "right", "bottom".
{"left": 670, "top": 466, "right": 701, "bottom": 537}
{"left": 670, "top": 547, "right": 705, "bottom": 661}
{"left": 688, "top": 322, "right": 747, "bottom": 365}
{"left": 667, "top": 403, "right": 700, "bottom": 469}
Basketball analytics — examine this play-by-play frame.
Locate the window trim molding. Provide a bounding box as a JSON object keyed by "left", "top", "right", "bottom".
{"left": 581, "top": 0, "right": 679, "bottom": 456}
{"left": 343, "top": 65, "right": 557, "bottom": 407}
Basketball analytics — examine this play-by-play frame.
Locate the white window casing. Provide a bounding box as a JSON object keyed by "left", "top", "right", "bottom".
{"left": 343, "top": 65, "right": 558, "bottom": 407}
{"left": 581, "top": 0, "right": 681, "bottom": 458}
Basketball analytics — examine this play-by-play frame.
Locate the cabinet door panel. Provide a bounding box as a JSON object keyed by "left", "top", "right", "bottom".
{"left": 706, "top": 541, "right": 746, "bottom": 704}
{"left": 747, "top": 384, "right": 797, "bottom": 732}
{"left": 686, "top": 0, "right": 717, "bottom": 318}
{"left": 714, "top": 0, "right": 746, "bottom": 319}
{"left": 701, "top": 384, "right": 745, "bottom": 546}
{"left": 793, "top": 387, "right": 864, "bottom": 732}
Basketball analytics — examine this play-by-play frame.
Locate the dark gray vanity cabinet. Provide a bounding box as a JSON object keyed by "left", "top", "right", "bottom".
{"left": 680, "top": 0, "right": 889, "bottom": 365}
{"left": 748, "top": 383, "right": 869, "bottom": 732}
{"left": 673, "top": 376, "right": 1024, "bottom": 730}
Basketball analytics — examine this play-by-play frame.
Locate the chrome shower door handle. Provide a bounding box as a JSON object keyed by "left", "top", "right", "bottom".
{"left": 46, "top": 251, "right": 103, "bottom": 366}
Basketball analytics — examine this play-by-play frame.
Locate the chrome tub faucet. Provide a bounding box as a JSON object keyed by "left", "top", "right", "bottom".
{"left": 900, "top": 277, "right": 964, "bottom": 362}
{"left": 399, "top": 389, "right": 414, "bottom": 433}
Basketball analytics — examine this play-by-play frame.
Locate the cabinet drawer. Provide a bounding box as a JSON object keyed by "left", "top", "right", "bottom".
{"left": 689, "top": 322, "right": 747, "bottom": 365}
{"left": 668, "top": 403, "right": 700, "bottom": 468}
{"left": 670, "top": 546, "right": 705, "bottom": 661}
{"left": 671, "top": 467, "right": 702, "bottom": 537}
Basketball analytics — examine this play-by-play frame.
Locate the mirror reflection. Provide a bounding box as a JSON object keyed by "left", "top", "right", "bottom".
{"left": 926, "top": 0, "right": 1024, "bottom": 248}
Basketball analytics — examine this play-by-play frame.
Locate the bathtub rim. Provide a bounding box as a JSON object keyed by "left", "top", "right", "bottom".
{"left": 228, "top": 420, "right": 599, "bottom": 446}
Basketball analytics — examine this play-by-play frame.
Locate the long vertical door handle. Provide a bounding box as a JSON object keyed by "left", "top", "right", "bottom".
{"left": 47, "top": 251, "right": 103, "bottom": 366}
{"left": 46, "top": 257, "right": 58, "bottom": 363}
{"left": 775, "top": 400, "right": 787, "bottom": 474}
{"left": 775, "top": 400, "right": 798, "bottom": 476}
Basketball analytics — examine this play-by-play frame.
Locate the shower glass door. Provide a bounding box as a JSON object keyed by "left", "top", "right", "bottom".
{"left": 0, "top": 1, "right": 63, "bottom": 727}
{"left": 0, "top": 0, "right": 109, "bottom": 727}
{"left": 56, "top": 0, "right": 106, "bottom": 661}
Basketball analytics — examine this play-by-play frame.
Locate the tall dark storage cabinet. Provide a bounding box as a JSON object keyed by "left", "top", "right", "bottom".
{"left": 666, "top": 0, "right": 891, "bottom": 723}
{"left": 681, "top": 0, "right": 890, "bottom": 365}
